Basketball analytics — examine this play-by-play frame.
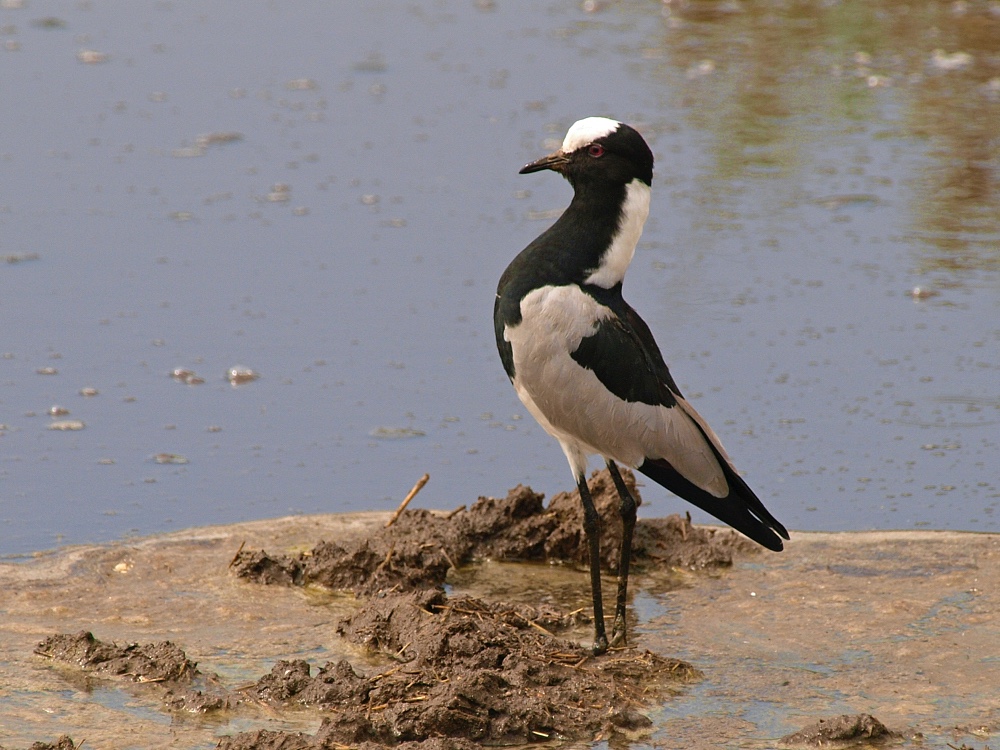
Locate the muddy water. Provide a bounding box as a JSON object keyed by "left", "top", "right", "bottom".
{"left": 0, "top": 514, "right": 997, "bottom": 748}
{"left": 1, "top": 3, "right": 999, "bottom": 557}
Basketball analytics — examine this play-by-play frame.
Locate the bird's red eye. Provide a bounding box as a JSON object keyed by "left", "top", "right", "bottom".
{"left": 587, "top": 144, "right": 605, "bottom": 158}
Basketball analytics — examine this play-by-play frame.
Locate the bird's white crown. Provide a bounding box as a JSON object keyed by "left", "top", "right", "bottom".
{"left": 561, "top": 117, "right": 621, "bottom": 154}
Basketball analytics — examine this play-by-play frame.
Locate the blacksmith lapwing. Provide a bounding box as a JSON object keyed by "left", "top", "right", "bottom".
{"left": 494, "top": 117, "right": 789, "bottom": 655}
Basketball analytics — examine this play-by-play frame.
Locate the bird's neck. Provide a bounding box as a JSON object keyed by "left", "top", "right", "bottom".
{"left": 564, "top": 178, "right": 651, "bottom": 289}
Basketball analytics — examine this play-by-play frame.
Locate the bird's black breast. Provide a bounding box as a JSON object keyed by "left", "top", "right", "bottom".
{"left": 494, "top": 293, "right": 517, "bottom": 382}
{"left": 495, "top": 181, "right": 643, "bottom": 387}
{"left": 494, "top": 222, "right": 599, "bottom": 383}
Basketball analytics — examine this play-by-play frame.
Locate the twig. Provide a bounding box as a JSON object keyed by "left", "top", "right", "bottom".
{"left": 439, "top": 545, "right": 457, "bottom": 571}
{"left": 228, "top": 540, "right": 246, "bottom": 568}
{"left": 445, "top": 504, "right": 466, "bottom": 519}
{"left": 525, "top": 619, "right": 556, "bottom": 638}
{"left": 385, "top": 473, "right": 430, "bottom": 527}
{"left": 370, "top": 666, "right": 401, "bottom": 682}
{"left": 374, "top": 543, "right": 395, "bottom": 575}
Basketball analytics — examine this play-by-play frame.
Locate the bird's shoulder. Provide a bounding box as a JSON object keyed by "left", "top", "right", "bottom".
{"left": 496, "top": 236, "right": 571, "bottom": 328}
{"left": 570, "top": 286, "right": 684, "bottom": 407}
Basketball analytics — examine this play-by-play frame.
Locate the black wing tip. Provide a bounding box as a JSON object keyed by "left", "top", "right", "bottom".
{"left": 757, "top": 512, "right": 790, "bottom": 552}
{"left": 739, "top": 517, "right": 787, "bottom": 552}
{"left": 637, "top": 459, "right": 789, "bottom": 553}
{"left": 758, "top": 528, "right": 787, "bottom": 552}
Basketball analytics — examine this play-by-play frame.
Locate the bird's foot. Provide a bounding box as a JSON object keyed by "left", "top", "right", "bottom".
{"left": 591, "top": 633, "right": 609, "bottom": 656}
{"left": 609, "top": 615, "right": 628, "bottom": 649}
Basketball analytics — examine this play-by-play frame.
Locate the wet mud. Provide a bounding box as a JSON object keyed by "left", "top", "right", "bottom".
{"left": 33, "top": 594, "right": 697, "bottom": 749}
{"left": 29, "top": 469, "right": 716, "bottom": 749}
{"left": 225, "top": 589, "right": 695, "bottom": 748}
{"left": 5, "top": 473, "right": 998, "bottom": 749}
{"left": 0, "top": 738, "right": 78, "bottom": 750}
{"left": 781, "top": 714, "right": 897, "bottom": 746}
{"left": 230, "top": 467, "right": 752, "bottom": 596}
{"left": 34, "top": 631, "right": 198, "bottom": 683}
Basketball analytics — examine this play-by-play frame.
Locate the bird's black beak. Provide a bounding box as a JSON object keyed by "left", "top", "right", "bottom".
{"left": 519, "top": 150, "right": 570, "bottom": 175}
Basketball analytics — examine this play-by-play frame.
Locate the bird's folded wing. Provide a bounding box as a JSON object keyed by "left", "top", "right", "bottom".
{"left": 569, "top": 310, "right": 730, "bottom": 497}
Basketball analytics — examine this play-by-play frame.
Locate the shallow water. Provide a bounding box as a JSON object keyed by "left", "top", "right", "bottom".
{"left": 1, "top": 0, "right": 998, "bottom": 556}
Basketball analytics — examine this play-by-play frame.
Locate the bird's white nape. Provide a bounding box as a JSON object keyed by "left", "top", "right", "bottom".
{"left": 561, "top": 117, "right": 621, "bottom": 154}
{"left": 584, "top": 178, "right": 651, "bottom": 288}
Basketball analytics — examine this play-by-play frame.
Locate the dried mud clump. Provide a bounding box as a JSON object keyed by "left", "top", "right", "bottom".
{"left": 217, "top": 731, "right": 479, "bottom": 750}
{"left": 0, "top": 736, "right": 79, "bottom": 750}
{"left": 217, "top": 589, "right": 699, "bottom": 749}
{"left": 228, "top": 548, "right": 304, "bottom": 586}
{"left": 541, "top": 469, "right": 757, "bottom": 571}
{"left": 34, "top": 630, "right": 198, "bottom": 683}
{"left": 230, "top": 467, "right": 755, "bottom": 596}
{"left": 35, "top": 631, "right": 232, "bottom": 713}
{"left": 33, "top": 595, "right": 697, "bottom": 748}
{"left": 781, "top": 714, "right": 898, "bottom": 746}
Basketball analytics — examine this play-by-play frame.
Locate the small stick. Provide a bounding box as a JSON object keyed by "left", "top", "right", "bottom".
{"left": 385, "top": 473, "right": 430, "bottom": 528}
{"left": 445, "top": 504, "right": 466, "bottom": 519}
{"left": 375, "top": 543, "right": 396, "bottom": 575}
{"left": 439, "top": 545, "right": 457, "bottom": 571}
{"left": 526, "top": 619, "right": 556, "bottom": 638}
{"left": 370, "top": 666, "right": 401, "bottom": 682}
{"left": 228, "top": 540, "right": 246, "bottom": 568}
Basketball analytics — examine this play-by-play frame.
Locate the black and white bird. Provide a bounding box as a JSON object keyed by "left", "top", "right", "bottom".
{"left": 494, "top": 117, "right": 789, "bottom": 655}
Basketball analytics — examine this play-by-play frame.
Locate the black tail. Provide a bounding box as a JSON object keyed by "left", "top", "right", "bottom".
{"left": 637, "top": 458, "right": 789, "bottom": 552}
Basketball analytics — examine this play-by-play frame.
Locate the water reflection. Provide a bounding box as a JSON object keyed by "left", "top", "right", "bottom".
{"left": 646, "top": 0, "right": 1000, "bottom": 279}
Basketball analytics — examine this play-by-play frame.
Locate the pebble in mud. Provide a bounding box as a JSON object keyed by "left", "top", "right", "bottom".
{"left": 170, "top": 368, "right": 204, "bottom": 385}
{"left": 226, "top": 366, "right": 259, "bottom": 385}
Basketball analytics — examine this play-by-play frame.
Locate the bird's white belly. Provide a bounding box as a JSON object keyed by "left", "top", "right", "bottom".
{"left": 504, "top": 285, "right": 648, "bottom": 475}
{"left": 504, "top": 284, "right": 729, "bottom": 496}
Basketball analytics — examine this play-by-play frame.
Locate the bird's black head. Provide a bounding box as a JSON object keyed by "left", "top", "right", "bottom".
{"left": 519, "top": 117, "right": 654, "bottom": 188}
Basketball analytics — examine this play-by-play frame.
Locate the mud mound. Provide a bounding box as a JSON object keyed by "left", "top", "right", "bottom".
{"left": 781, "top": 714, "right": 897, "bottom": 746}
{"left": 34, "top": 631, "right": 233, "bottom": 713}
{"left": 543, "top": 469, "right": 757, "bottom": 571}
{"left": 216, "top": 731, "right": 479, "bottom": 750}
{"left": 29, "top": 473, "right": 750, "bottom": 749}
{"left": 218, "top": 589, "right": 698, "bottom": 748}
{"left": 231, "top": 468, "right": 754, "bottom": 596}
{"left": 0, "top": 737, "right": 79, "bottom": 750}
{"left": 36, "top": 592, "right": 697, "bottom": 748}
{"left": 34, "top": 631, "right": 198, "bottom": 683}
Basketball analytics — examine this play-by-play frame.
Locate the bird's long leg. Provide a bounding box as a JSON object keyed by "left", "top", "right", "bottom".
{"left": 607, "top": 460, "right": 637, "bottom": 648}
{"left": 577, "top": 473, "right": 608, "bottom": 655}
